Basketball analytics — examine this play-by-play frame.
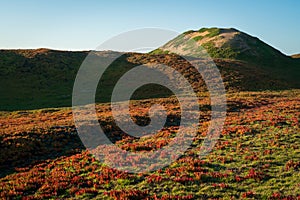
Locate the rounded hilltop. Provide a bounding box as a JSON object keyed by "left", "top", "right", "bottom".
{"left": 157, "top": 27, "right": 288, "bottom": 62}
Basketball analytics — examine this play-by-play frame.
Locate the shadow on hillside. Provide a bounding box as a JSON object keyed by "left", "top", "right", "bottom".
{"left": 0, "top": 98, "right": 273, "bottom": 178}
{"left": 226, "top": 98, "right": 271, "bottom": 112}
{"left": 0, "top": 126, "right": 85, "bottom": 178}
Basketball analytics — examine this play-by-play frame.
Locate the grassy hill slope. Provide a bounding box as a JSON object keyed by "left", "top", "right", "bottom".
{"left": 0, "top": 28, "right": 300, "bottom": 110}
{"left": 154, "top": 27, "right": 300, "bottom": 89}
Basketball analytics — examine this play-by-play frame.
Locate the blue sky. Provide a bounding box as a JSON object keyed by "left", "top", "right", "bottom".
{"left": 0, "top": 0, "right": 299, "bottom": 55}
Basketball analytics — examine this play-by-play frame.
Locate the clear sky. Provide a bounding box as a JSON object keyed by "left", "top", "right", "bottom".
{"left": 0, "top": 0, "right": 299, "bottom": 55}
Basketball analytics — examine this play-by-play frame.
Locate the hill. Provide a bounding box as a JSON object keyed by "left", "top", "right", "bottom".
{"left": 0, "top": 28, "right": 300, "bottom": 110}
{"left": 157, "top": 28, "right": 287, "bottom": 61}
{"left": 153, "top": 27, "right": 300, "bottom": 88}
{"left": 0, "top": 49, "right": 87, "bottom": 110}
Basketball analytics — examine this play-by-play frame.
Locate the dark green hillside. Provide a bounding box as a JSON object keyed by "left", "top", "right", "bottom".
{"left": 0, "top": 28, "right": 299, "bottom": 111}
{"left": 0, "top": 49, "right": 87, "bottom": 110}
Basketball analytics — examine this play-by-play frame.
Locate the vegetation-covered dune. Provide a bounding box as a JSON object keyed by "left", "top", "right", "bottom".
{"left": 1, "top": 28, "right": 300, "bottom": 110}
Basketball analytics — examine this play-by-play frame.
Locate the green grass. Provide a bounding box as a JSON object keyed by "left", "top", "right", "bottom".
{"left": 184, "top": 28, "right": 220, "bottom": 41}
{"left": 198, "top": 27, "right": 220, "bottom": 37}
{"left": 202, "top": 42, "right": 238, "bottom": 59}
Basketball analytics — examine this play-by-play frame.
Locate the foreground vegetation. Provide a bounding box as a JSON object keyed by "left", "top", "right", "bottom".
{"left": 1, "top": 90, "right": 299, "bottom": 199}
